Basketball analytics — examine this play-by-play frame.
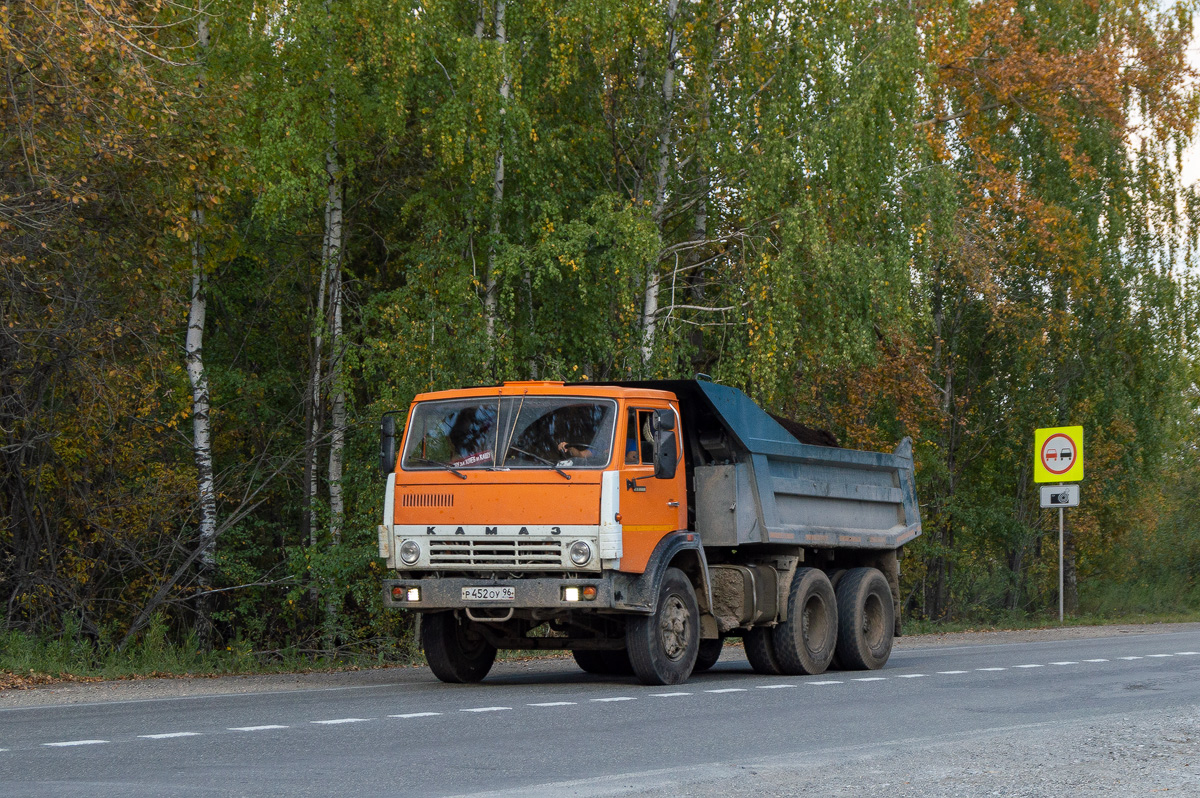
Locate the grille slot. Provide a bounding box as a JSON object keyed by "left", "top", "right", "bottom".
{"left": 402, "top": 493, "right": 455, "bottom": 508}
{"left": 429, "top": 538, "right": 563, "bottom": 567}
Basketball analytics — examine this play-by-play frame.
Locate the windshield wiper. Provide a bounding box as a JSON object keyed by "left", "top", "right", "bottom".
{"left": 411, "top": 458, "right": 468, "bottom": 480}
{"left": 506, "top": 446, "right": 572, "bottom": 480}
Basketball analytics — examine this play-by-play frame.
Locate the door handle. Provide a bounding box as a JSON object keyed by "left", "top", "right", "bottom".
{"left": 667, "top": 501, "right": 680, "bottom": 507}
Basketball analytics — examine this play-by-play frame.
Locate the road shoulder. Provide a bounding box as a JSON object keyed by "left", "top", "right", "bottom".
{"left": 3, "top": 621, "right": 1198, "bottom": 709}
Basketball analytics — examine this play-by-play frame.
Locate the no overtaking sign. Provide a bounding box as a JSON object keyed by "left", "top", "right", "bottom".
{"left": 1034, "top": 425, "right": 1084, "bottom": 483}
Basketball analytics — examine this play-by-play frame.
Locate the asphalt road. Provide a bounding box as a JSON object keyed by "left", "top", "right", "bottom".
{"left": 2, "top": 628, "right": 1198, "bottom": 797}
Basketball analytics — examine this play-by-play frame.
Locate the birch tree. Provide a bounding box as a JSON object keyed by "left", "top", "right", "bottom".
{"left": 186, "top": 8, "right": 220, "bottom": 640}
{"left": 323, "top": 0, "right": 348, "bottom": 553}
{"left": 480, "top": 0, "right": 511, "bottom": 346}
{"left": 639, "top": 0, "right": 681, "bottom": 365}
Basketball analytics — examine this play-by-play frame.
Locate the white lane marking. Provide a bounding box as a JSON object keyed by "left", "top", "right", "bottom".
{"left": 1015, "top": 664, "right": 1044, "bottom": 669}
{"left": 229, "top": 725, "right": 288, "bottom": 731}
{"left": 1049, "top": 661, "right": 1078, "bottom": 665}
{"left": 389, "top": 712, "right": 441, "bottom": 719}
{"left": 138, "top": 732, "right": 201, "bottom": 739}
{"left": 460, "top": 707, "right": 511, "bottom": 713}
{"left": 1175, "top": 652, "right": 1199, "bottom": 656}
{"left": 896, "top": 674, "right": 926, "bottom": 678}
{"left": 706, "top": 688, "right": 747, "bottom": 693}
{"left": 650, "top": 692, "right": 691, "bottom": 697}
{"left": 977, "top": 668, "right": 1006, "bottom": 672}
{"left": 590, "top": 697, "right": 635, "bottom": 703}
{"left": 808, "top": 680, "right": 843, "bottom": 685}
{"left": 529, "top": 702, "right": 576, "bottom": 707}
{"left": 937, "top": 671, "right": 967, "bottom": 675}
{"left": 1119, "top": 656, "right": 1143, "bottom": 660}
{"left": 756, "top": 684, "right": 796, "bottom": 689}
{"left": 1084, "top": 659, "right": 1109, "bottom": 663}
{"left": 1147, "top": 654, "right": 1173, "bottom": 658}
{"left": 311, "top": 718, "right": 371, "bottom": 725}
{"left": 853, "top": 677, "right": 887, "bottom": 682}
{"left": 43, "top": 740, "right": 108, "bottom": 747}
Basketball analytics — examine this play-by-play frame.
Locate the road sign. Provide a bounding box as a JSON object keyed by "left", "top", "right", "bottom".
{"left": 1040, "top": 485, "right": 1079, "bottom": 508}
{"left": 1034, "top": 425, "right": 1083, "bottom": 483}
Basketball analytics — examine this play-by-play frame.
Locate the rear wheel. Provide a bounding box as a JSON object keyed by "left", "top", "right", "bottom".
{"left": 572, "top": 649, "right": 635, "bottom": 676}
{"left": 772, "top": 567, "right": 837, "bottom": 675}
{"left": 834, "top": 567, "right": 895, "bottom": 670}
{"left": 827, "top": 569, "right": 847, "bottom": 670}
{"left": 744, "top": 627, "right": 783, "bottom": 675}
{"left": 626, "top": 567, "right": 699, "bottom": 685}
{"left": 421, "top": 611, "right": 497, "bottom": 683}
{"left": 693, "top": 638, "right": 724, "bottom": 672}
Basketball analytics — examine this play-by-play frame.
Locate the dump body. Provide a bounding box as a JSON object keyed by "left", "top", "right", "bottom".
{"left": 625, "top": 380, "right": 921, "bottom": 549}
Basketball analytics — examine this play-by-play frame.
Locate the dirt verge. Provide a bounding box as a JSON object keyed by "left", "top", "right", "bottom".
{"left": 3, "top": 621, "right": 1197, "bottom": 709}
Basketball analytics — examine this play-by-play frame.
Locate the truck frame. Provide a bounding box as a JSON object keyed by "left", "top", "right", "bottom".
{"left": 378, "top": 379, "right": 921, "bottom": 685}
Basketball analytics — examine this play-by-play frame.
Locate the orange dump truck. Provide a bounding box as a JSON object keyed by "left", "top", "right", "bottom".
{"left": 378, "top": 379, "right": 921, "bottom": 686}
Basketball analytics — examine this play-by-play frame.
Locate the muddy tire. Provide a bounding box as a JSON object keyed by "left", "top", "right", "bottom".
{"left": 834, "top": 567, "right": 895, "bottom": 670}
{"left": 772, "top": 567, "right": 837, "bottom": 675}
{"left": 626, "top": 567, "right": 699, "bottom": 685}
{"left": 421, "top": 611, "right": 497, "bottom": 683}
{"left": 744, "top": 627, "right": 783, "bottom": 675}
{"left": 693, "top": 638, "right": 724, "bottom": 672}
{"left": 572, "top": 649, "right": 634, "bottom": 676}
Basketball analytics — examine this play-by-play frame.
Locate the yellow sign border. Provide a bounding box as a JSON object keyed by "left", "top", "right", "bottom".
{"left": 1034, "top": 426, "right": 1083, "bottom": 483}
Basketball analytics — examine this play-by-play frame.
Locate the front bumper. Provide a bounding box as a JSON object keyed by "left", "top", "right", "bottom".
{"left": 383, "top": 575, "right": 618, "bottom": 611}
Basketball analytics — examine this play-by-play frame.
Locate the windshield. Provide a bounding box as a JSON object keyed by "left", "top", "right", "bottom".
{"left": 401, "top": 396, "right": 617, "bottom": 471}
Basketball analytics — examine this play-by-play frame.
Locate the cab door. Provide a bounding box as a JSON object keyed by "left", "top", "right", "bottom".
{"left": 618, "top": 403, "right": 685, "bottom": 573}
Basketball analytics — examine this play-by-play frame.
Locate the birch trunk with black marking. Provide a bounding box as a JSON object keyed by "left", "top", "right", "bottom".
{"left": 640, "top": 0, "right": 680, "bottom": 367}
{"left": 325, "top": 147, "right": 345, "bottom": 550}
{"left": 482, "top": 0, "right": 510, "bottom": 346}
{"left": 302, "top": 255, "right": 329, "bottom": 551}
{"left": 187, "top": 11, "right": 219, "bottom": 644}
{"left": 321, "top": 0, "right": 347, "bottom": 647}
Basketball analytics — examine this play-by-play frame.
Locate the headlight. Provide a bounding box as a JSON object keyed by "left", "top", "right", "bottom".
{"left": 568, "top": 540, "right": 592, "bottom": 566}
{"left": 399, "top": 539, "right": 421, "bottom": 565}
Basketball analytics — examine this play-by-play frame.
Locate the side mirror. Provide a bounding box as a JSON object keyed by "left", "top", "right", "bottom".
{"left": 653, "top": 408, "right": 676, "bottom": 431}
{"left": 653, "top": 428, "right": 678, "bottom": 480}
{"left": 379, "top": 414, "right": 398, "bottom": 475}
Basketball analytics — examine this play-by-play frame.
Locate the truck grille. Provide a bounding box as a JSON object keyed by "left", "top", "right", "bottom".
{"left": 428, "top": 539, "right": 563, "bottom": 567}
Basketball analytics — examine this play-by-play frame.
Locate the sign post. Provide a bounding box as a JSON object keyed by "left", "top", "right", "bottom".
{"left": 1034, "top": 426, "right": 1084, "bottom": 624}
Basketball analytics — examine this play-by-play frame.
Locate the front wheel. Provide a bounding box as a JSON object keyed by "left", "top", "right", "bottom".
{"left": 625, "top": 567, "right": 699, "bottom": 685}
{"left": 421, "top": 611, "right": 497, "bottom": 683}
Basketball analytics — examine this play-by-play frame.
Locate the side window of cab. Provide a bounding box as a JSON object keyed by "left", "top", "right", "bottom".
{"left": 625, "top": 407, "right": 675, "bottom": 466}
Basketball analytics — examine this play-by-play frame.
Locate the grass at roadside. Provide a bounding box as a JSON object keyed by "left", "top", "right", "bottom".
{"left": 0, "top": 616, "right": 424, "bottom": 689}
{"left": 902, "top": 608, "right": 1200, "bottom": 636}
{"left": 904, "top": 577, "right": 1200, "bottom": 635}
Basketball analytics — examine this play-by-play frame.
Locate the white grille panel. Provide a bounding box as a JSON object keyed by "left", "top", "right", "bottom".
{"left": 428, "top": 539, "right": 563, "bottom": 567}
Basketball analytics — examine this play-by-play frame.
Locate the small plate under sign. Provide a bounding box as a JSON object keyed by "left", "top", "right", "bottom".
{"left": 462, "top": 586, "right": 514, "bottom": 602}
{"left": 1040, "top": 485, "right": 1080, "bottom": 508}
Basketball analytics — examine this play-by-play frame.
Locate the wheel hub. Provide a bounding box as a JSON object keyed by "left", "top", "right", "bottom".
{"left": 862, "top": 594, "right": 884, "bottom": 649}
{"left": 659, "top": 595, "right": 690, "bottom": 661}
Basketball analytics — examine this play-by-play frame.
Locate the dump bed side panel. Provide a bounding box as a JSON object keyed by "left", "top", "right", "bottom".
{"left": 601, "top": 380, "right": 921, "bottom": 549}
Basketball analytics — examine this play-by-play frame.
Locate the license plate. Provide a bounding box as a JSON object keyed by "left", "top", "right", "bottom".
{"left": 461, "top": 586, "right": 514, "bottom": 602}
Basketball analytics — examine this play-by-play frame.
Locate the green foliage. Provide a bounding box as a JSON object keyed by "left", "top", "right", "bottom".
{"left": 3, "top": 0, "right": 1198, "bottom": 672}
